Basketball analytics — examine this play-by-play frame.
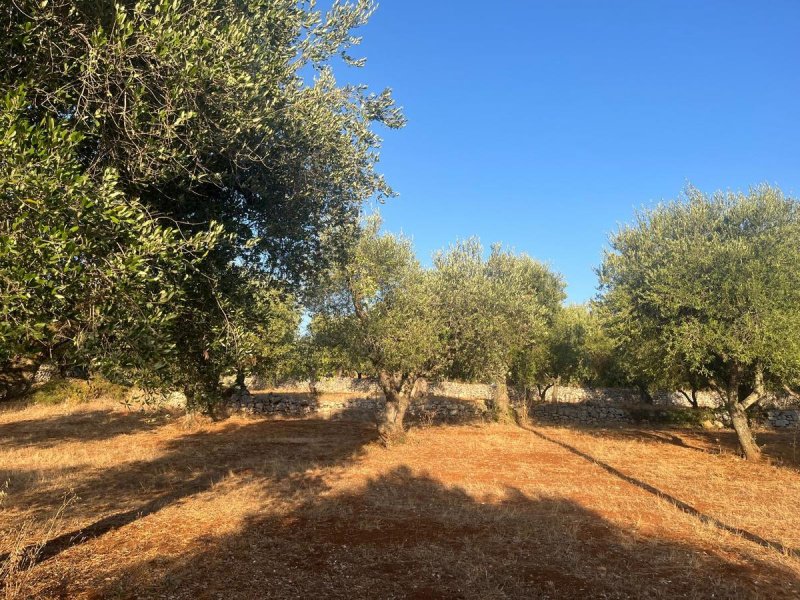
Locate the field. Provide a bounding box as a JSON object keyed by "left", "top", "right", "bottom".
{"left": 2, "top": 397, "right": 800, "bottom": 599}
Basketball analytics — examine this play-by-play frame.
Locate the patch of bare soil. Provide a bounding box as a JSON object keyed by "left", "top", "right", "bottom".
{"left": 1, "top": 399, "right": 799, "bottom": 598}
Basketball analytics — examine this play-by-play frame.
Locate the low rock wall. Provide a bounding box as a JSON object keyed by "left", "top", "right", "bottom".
{"left": 765, "top": 409, "right": 800, "bottom": 428}
{"left": 258, "top": 377, "right": 496, "bottom": 401}
{"left": 230, "top": 382, "right": 800, "bottom": 429}
{"left": 230, "top": 390, "right": 489, "bottom": 424}
{"left": 531, "top": 403, "right": 800, "bottom": 429}
{"left": 252, "top": 377, "right": 798, "bottom": 409}
{"left": 530, "top": 403, "right": 634, "bottom": 426}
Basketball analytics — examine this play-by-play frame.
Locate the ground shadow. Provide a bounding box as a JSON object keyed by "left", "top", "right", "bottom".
{"left": 541, "top": 420, "right": 800, "bottom": 470}
{"left": 0, "top": 408, "right": 174, "bottom": 449}
{"left": 1, "top": 412, "right": 378, "bottom": 569}
{"left": 678, "top": 428, "right": 800, "bottom": 470}
{"left": 527, "top": 427, "right": 800, "bottom": 559}
{"left": 84, "top": 466, "right": 800, "bottom": 599}
{"left": 533, "top": 420, "right": 711, "bottom": 453}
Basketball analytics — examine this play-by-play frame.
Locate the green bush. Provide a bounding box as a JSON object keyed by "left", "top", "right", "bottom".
{"left": 27, "top": 378, "right": 130, "bottom": 406}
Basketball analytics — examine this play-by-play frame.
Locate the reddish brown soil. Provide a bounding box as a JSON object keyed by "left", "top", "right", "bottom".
{"left": 1, "top": 400, "right": 799, "bottom": 599}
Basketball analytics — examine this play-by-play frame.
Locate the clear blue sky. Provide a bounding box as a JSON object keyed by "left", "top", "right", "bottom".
{"left": 346, "top": 1, "right": 799, "bottom": 303}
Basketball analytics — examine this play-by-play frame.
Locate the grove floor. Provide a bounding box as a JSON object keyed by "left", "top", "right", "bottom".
{"left": 1, "top": 398, "right": 800, "bottom": 599}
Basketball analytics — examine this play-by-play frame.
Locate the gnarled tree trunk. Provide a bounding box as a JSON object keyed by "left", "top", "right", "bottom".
{"left": 729, "top": 401, "right": 761, "bottom": 461}
{"left": 723, "top": 366, "right": 764, "bottom": 461}
{"left": 492, "top": 380, "right": 514, "bottom": 423}
{"left": 380, "top": 387, "right": 410, "bottom": 443}
{"left": 377, "top": 372, "right": 419, "bottom": 444}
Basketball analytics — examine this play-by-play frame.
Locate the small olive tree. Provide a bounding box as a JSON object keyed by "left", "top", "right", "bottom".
{"left": 310, "top": 217, "right": 443, "bottom": 442}
{"left": 433, "top": 239, "right": 565, "bottom": 420}
{"left": 511, "top": 304, "right": 606, "bottom": 402}
{"left": 599, "top": 185, "right": 800, "bottom": 460}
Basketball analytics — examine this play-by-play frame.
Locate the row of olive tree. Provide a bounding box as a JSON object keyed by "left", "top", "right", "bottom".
{"left": 306, "top": 185, "right": 800, "bottom": 459}
{"left": 308, "top": 216, "right": 565, "bottom": 442}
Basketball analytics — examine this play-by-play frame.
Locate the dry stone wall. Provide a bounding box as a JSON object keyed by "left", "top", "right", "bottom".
{"left": 230, "top": 377, "right": 800, "bottom": 429}
{"left": 530, "top": 403, "right": 634, "bottom": 426}
{"left": 257, "top": 377, "right": 496, "bottom": 401}
{"left": 229, "top": 389, "right": 489, "bottom": 424}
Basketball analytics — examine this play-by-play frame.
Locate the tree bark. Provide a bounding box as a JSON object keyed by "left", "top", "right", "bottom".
{"left": 536, "top": 383, "right": 553, "bottom": 403}
{"left": 678, "top": 389, "right": 699, "bottom": 409}
{"left": 377, "top": 371, "right": 417, "bottom": 444}
{"left": 379, "top": 388, "right": 410, "bottom": 443}
{"left": 728, "top": 401, "right": 762, "bottom": 461}
{"left": 492, "top": 380, "right": 514, "bottom": 423}
{"left": 724, "top": 365, "right": 763, "bottom": 461}
{"left": 235, "top": 369, "right": 246, "bottom": 390}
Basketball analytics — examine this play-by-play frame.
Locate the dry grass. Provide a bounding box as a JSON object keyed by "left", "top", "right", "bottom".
{"left": 1, "top": 397, "right": 799, "bottom": 599}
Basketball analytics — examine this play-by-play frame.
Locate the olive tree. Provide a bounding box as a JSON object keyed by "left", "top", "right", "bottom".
{"left": 599, "top": 185, "right": 800, "bottom": 460}
{"left": 511, "top": 304, "right": 605, "bottom": 402}
{"left": 434, "top": 240, "right": 565, "bottom": 420}
{"left": 218, "top": 279, "right": 301, "bottom": 391}
{"left": 1, "top": 0, "right": 403, "bottom": 405}
{"left": 310, "top": 217, "right": 443, "bottom": 442}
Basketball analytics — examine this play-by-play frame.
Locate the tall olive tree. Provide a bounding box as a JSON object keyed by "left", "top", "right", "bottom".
{"left": 434, "top": 240, "right": 565, "bottom": 420}
{"left": 599, "top": 185, "right": 800, "bottom": 460}
{"left": 310, "top": 217, "right": 443, "bottom": 442}
{"left": 1, "top": 0, "right": 402, "bottom": 405}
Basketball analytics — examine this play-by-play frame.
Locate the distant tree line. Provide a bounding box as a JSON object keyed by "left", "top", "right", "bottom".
{"left": 306, "top": 186, "right": 800, "bottom": 457}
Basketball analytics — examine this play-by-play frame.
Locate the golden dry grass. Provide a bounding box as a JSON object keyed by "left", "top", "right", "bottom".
{"left": 1, "top": 397, "right": 799, "bottom": 599}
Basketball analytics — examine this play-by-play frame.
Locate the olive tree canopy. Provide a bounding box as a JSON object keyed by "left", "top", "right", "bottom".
{"left": 433, "top": 239, "right": 565, "bottom": 420}
{"left": 599, "top": 185, "right": 800, "bottom": 460}
{"left": 1, "top": 0, "right": 403, "bottom": 406}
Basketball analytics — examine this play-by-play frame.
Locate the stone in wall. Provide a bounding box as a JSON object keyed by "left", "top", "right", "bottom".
{"left": 763, "top": 409, "right": 799, "bottom": 428}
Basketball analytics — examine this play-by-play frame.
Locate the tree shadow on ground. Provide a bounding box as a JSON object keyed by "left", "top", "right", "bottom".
{"left": 680, "top": 428, "right": 800, "bottom": 470}
{"left": 1, "top": 411, "right": 378, "bottom": 569}
{"left": 527, "top": 427, "right": 800, "bottom": 559}
{"left": 0, "top": 408, "right": 174, "bottom": 449}
{"left": 536, "top": 421, "right": 711, "bottom": 453}
{"left": 545, "top": 421, "right": 800, "bottom": 470}
{"left": 90, "top": 466, "right": 800, "bottom": 599}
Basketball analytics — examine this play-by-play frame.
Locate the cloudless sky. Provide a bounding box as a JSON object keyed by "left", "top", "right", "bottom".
{"left": 341, "top": 1, "right": 799, "bottom": 303}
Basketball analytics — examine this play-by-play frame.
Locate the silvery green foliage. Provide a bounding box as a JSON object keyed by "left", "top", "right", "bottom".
{"left": 511, "top": 304, "right": 613, "bottom": 393}
{"left": 1, "top": 1, "right": 402, "bottom": 404}
{"left": 433, "top": 239, "right": 565, "bottom": 384}
{"left": 1, "top": 0, "right": 404, "bottom": 282}
{"left": 599, "top": 185, "right": 800, "bottom": 397}
{"left": 311, "top": 215, "right": 443, "bottom": 380}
